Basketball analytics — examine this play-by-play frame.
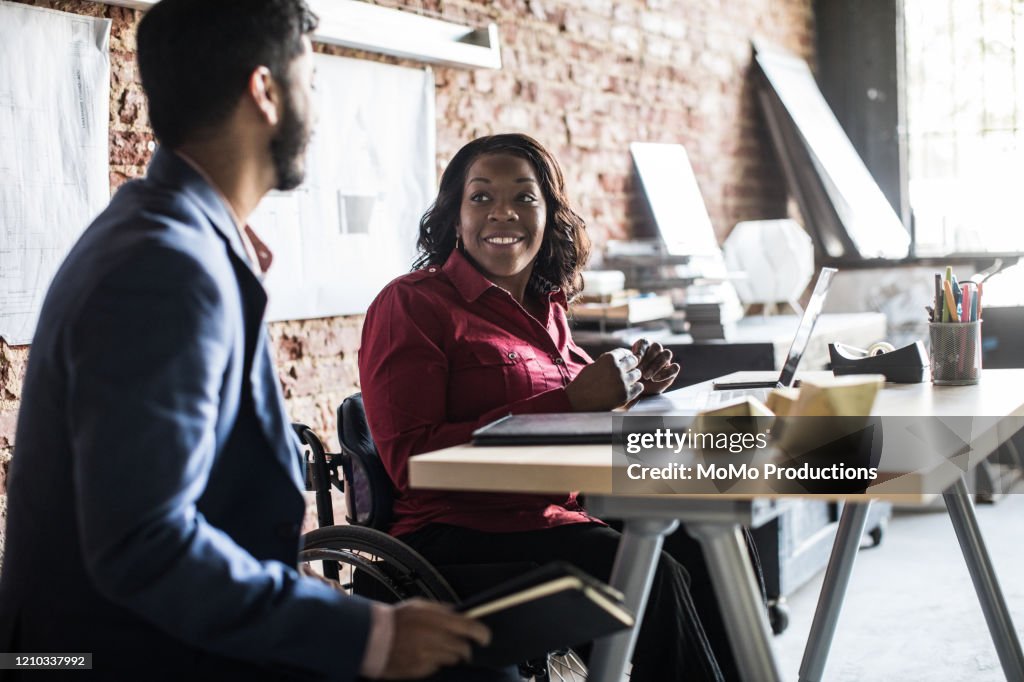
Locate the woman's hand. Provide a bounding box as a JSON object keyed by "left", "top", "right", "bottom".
{"left": 565, "top": 348, "right": 643, "bottom": 411}
{"left": 632, "top": 339, "right": 680, "bottom": 396}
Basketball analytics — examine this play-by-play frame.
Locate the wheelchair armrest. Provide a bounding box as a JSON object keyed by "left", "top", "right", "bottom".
{"left": 292, "top": 423, "right": 347, "bottom": 529}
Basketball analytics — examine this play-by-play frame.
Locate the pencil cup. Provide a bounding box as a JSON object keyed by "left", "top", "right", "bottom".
{"left": 929, "top": 321, "right": 981, "bottom": 385}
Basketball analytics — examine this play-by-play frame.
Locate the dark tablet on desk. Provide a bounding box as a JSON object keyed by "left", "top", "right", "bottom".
{"left": 472, "top": 413, "right": 614, "bottom": 445}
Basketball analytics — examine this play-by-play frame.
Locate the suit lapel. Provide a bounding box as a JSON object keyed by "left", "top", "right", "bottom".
{"left": 251, "top": 328, "right": 305, "bottom": 489}
{"left": 147, "top": 148, "right": 305, "bottom": 490}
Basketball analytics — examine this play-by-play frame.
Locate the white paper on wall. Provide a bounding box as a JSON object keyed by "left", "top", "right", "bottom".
{"left": 251, "top": 54, "right": 436, "bottom": 321}
{"left": 0, "top": 3, "right": 110, "bottom": 344}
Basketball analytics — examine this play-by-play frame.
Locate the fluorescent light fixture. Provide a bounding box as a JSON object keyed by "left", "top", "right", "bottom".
{"left": 95, "top": 0, "right": 501, "bottom": 69}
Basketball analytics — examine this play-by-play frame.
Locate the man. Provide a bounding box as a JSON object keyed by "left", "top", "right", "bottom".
{"left": 0, "top": 1, "right": 490, "bottom": 678}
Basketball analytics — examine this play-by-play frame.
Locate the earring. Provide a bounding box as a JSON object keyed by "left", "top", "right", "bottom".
{"left": 455, "top": 234, "right": 462, "bottom": 250}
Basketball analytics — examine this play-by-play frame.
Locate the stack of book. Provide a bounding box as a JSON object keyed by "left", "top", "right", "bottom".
{"left": 684, "top": 302, "right": 735, "bottom": 340}
{"left": 571, "top": 292, "right": 674, "bottom": 327}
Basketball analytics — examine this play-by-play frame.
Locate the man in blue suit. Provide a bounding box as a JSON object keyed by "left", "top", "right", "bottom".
{"left": 0, "top": 0, "right": 490, "bottom": 678}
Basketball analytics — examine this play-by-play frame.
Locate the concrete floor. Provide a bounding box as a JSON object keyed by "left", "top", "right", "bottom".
{"left": 772, "top": 490, "right": 1024, "bottom": 681}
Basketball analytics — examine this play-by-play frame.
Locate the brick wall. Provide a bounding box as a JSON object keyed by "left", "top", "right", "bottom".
{"left": 0, "top": 0, "right": 813, "bottom": 495}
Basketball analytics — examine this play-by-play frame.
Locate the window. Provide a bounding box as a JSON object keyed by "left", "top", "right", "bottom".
{"left": 904, "top": 0, "right": 1024, "bottom": 255}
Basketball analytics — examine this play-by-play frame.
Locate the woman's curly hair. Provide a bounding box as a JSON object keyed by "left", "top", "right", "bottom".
{"left": 413, "top": 133, "right": 591, "bottom": 300}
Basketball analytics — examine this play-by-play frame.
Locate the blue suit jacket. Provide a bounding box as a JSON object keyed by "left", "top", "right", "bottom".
{"left": 0, "top": 149, "right": 370, "bottom": 679}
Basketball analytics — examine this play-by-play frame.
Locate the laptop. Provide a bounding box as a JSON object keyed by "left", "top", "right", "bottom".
{"left": 708, "top": 266, "right": 838, "bottom": 404}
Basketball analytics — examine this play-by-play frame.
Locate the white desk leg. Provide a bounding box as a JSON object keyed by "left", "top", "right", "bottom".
{"left": 944, "top": 476, "right": 1024, "bottom": 682}
{"left": 588, "top": 518, "right": 679, "bottom": 682}
{"left": 688, "top": 523, "right": 783, "bottom": 682}
{"left": 798, "top": 501, "right": 872, "bottom": 682}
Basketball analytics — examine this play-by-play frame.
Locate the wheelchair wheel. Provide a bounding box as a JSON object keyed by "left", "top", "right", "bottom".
{"left": 301, "top": 526, "right": 588, "bottom": 681}
{"left": 300, "top": 525, "right": 458, "bottom": 602}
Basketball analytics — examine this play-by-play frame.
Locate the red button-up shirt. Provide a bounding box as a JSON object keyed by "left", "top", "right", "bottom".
{"left": 359, "top": 250, "right": 598, "bottom": 537}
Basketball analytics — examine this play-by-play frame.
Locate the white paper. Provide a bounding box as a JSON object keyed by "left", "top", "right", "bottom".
{"left": 629, "top": 142, "right": 743, "bottom": 323}
{"left": 0, "top": 3, "right": 110, "bottom": 344}
{"left": 252, "top": 54, "right": 436, "bottom": 321}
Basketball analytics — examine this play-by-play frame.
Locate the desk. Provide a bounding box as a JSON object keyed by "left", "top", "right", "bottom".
{"left": 573, "top": 312, "right": 887, "bottom": 389}
{"left": 409, "top": 370, "right": 1024, "bottom": 681}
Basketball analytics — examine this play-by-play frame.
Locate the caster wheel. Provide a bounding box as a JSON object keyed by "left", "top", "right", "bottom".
{"left": 768, "top": 601, "right": 790, "bottom": 635}
{"left": 864, "top": 517, "right": 887, "bottom": 549}
{"left": 868, "top": 525, "right": 884, "bottom": 547}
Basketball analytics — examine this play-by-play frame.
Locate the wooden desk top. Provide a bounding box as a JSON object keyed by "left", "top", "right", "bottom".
{"left": 409, "top": 369, "right": 1024, "bottom": 502}
{"left": 668, "top": 369, "right": 1024, "bottom": 419}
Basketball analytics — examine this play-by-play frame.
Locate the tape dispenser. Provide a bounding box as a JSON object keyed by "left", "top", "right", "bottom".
{"left": 829, "top": 341, "right": 929, "bottom": 383}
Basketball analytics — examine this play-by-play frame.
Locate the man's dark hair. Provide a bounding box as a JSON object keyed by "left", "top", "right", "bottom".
{"left": 414, "top": 133, "right": 592, "bottom": 300}
{"left": 137, "top": 0, "right": 318, "bottom": 148}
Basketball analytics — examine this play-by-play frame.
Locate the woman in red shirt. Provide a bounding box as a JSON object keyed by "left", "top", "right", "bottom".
{"left": 360, "top": 133, "right": 727, "bottom": 681}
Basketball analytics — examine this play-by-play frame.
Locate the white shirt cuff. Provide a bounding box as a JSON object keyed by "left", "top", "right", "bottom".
{"left": 360, "top": 602, "right": 396, "bottom": 678}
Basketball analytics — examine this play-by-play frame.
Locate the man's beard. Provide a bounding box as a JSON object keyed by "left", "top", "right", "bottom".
{"left": 270, "top": 87, "right": 311, "bottom": 192}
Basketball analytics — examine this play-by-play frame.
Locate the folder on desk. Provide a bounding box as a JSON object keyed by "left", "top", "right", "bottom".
{"left": 472, "top": 413, "right": 614, "bottom": 445}
{"left": 459, "top": 561, "right": 634, "bottom": 667}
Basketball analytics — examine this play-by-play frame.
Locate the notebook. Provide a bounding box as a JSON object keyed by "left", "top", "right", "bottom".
{"left": 458, "top": 561, "right": 635, "bottom": 667}
{"left": 710, "top": 266, "right": 838, "bottom": 403}
{"left": 472, "top": 412, "right": 614, "bottom": 445}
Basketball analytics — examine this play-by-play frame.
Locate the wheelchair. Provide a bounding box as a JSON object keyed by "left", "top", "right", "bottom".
{"left": 294, "top": 394, "right": 587, "bottom": 682}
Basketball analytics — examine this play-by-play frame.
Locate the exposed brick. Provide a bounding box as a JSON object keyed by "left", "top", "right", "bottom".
{"left": 109, "top": 129, "right": 154, "bottom": 168}
{"left": 581, "top": 0, "right": 612, "bottom": 17}
{"left": 0, "top": 493, "right": 7, "bottom": 566}
{"left": 610, "top": 25, "right": 642, "bottom": 53}
{"left": 0, "top": 343, "right": 28, "bottom": 402}
{"left": 613, "top": 4, "right": 637, "bottom": 23}
{"left": 0, "top": 411, "right": 18, "bottom": 451}
{"left": 1, "top": 0, "right": 811, "bottom": 512}
{"left": 281, "top": 360, "right": 359, "bottom": 401}
{"left": 117, "top": 86, "right": 148, "bottom": 128}
{"left": 110, "top": 50, "right": 136, "bottom": 90}
{"left": 0, "top": 451, "right": 11, "bottom": 495}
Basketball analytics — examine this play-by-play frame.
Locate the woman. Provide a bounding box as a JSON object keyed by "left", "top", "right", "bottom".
{"left": 359, "top": 133, "right": 726, "bottom": 681}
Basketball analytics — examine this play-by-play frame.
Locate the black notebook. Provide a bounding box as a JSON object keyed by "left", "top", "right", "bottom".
{"left": 457, "top": 562, "right": 635, "bottom": 667}
{"left": 471, "top": 413, "right": 614, "bottom": 445}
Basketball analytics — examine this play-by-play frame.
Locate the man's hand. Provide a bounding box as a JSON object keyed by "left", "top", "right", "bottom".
{"left": 565, "top": 348, "right": 643, "bottom": 411}
{"left": 379, "top": 599, "right": 491, "bottom": 680}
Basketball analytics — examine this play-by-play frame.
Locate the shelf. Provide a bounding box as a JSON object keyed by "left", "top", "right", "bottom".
{"left": 94, "top": 0, "right": 502, "bottom": 70}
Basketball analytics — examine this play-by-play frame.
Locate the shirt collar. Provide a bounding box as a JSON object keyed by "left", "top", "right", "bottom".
{"left": 174, "top": 151, "right": 273, "bottom": 276}
{"left": 442, "top": 249, "right": 492, "bottom": 302}
{"left": 441, "top": 249, "right": 566, "bottom": 308}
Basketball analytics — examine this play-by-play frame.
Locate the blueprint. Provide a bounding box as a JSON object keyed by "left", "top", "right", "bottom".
{"left": 251, "top": 54, "right": 436, "bottom": 321}
{"left": 0, "top": 3, "right": 110, "bottom": 344}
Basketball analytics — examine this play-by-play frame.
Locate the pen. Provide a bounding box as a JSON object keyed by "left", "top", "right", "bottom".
{"left": 943, "top": 279, "right": 957, "bottom": 323}
{"left": 961, "top": 288, "right": 971, "bottom": 322}
{"left": 934, "top": 273, "right": 942, "bottom": 323}
{"left": 963, "top": 282, "right": 981, "bottom": 322}
{"left": 950, "top": 274, "right": 958, "bottom": 319}
{"left": 943, "top": 266, "right": 953, "bottom": 322}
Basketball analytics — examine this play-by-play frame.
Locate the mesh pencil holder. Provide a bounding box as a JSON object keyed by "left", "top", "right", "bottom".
{"left": 929, "top": 321, "right": 982, "bottom": 385}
